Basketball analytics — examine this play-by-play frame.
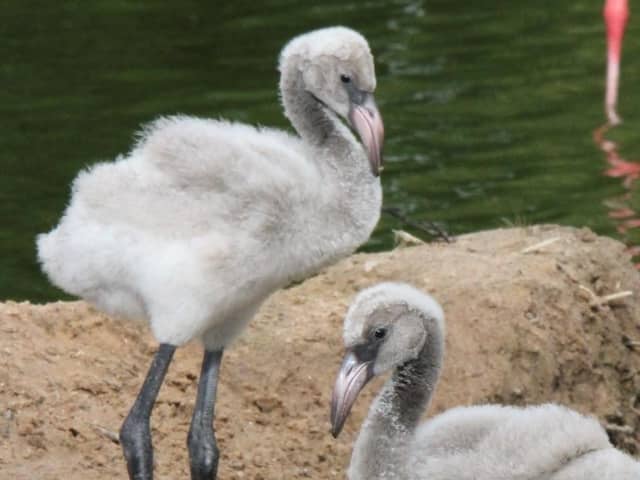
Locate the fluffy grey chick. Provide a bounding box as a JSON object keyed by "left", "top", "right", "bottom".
{"left": 331, "top": 282, "right": 640, "bottom": 480}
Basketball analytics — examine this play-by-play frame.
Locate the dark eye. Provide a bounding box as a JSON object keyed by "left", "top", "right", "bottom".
{"left": 373, "top": 327, "right": 387, "bottom": 339}
{"left": 340, "top": 74, "right": 351, "bottom": 83}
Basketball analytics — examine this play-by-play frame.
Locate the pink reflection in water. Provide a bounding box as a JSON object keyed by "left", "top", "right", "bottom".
{"left": 594, "top": 124, "right": 640, "bottom": 267}
{"left": 595, "top": 124, "right": 640, "bottom": 188}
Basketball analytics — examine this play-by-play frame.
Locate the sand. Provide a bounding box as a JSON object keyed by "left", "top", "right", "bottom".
{"left": 1, "top": 225, "right": 639, "bottom": 479}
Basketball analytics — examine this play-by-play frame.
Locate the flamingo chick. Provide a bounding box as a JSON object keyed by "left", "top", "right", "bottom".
{"left": 37, "top": 26, "right": 384, "bottom": 480}
{"left": 331, "top": 283, "right": 640, "bottom": 480}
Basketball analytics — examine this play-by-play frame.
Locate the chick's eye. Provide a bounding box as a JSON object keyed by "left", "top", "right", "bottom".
{"left": 373, "top": 327, "right": 387, "bottom": 339}
{"left": 340, "top": 74, "right": 351, "bottom": 83}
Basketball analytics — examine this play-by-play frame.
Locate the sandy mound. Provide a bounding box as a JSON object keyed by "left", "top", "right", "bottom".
{"left": 1, "top": 225, "right": 639, "bottom": 479}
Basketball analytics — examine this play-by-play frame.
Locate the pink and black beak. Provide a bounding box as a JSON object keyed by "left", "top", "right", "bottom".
{"left": 330, "top": 348, "right": 376, "bottom": 438}
{"left": 347, "top": 87, "right": 385, "bottom": 177}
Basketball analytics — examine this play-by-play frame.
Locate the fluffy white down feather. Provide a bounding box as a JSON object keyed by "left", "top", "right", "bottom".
{"left": 37, "top": 27, "right": 382, "bottom": 348}
{"left": 410, "top": 403, "right": 638, "bottom": 479}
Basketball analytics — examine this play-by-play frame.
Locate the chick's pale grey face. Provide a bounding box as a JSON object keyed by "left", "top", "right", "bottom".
{"left": 302, "top": 55, "right": 373, "bottom": 116}
{"left": 343, "top": 302, "right": 428, "bottom": 376}
{"left": 356, "top": 304, "right": 427, "bottom": 375}
{"left": 331, "top": 302, "right": 426, "bottom": 437}
{"left": 302, "top": 46, "right": 384, "bottom": 177}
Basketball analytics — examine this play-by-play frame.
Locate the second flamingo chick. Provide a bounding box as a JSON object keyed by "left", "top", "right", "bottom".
{"left": 331, "top": 282, "right": 640, "bottom": 480}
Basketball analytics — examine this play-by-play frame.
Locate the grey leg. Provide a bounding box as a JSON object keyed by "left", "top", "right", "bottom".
{"left": 120, "top": 343, "right": 176, "bottom": 480}
{"left": 188, "top": 349, "right": 224, "bottom": 480}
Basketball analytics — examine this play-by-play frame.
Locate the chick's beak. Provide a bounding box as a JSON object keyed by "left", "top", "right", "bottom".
{"left": 330, "top": 350, "right": 374, "bottom": 438}
{"left": 348, "top": 94, "right": 385, "bottom": 177}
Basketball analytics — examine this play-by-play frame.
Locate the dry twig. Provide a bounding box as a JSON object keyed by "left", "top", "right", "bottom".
{"left": 382, "top": 207, "right": 452, "bottom": 243}
{"left": 521, "top": 237, "right": 562, "bottom": 254}
{"left": 604, "top": 422, "right": 634, "bottom": 434}
{"left": 578, "top": 285, "right": 633, "bottom": 307}
{"left": 92, "top": 423, "right": 120, "bottom": 444}
{"left": 393, "top": 229, "right": 425, "bottom": 248}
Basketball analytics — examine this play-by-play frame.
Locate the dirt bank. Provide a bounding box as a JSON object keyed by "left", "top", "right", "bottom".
{"left": 1, "top": 225, "right": 639, "bottom": 479}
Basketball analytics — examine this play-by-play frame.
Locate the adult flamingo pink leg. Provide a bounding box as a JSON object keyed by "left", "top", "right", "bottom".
{"left": 594, "top": 1, "right": 639, "bottom": 268}
{"left": 604, "top": 0, "right": 629, "bottom": 125}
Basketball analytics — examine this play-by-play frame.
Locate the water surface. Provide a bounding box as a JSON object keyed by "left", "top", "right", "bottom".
{"left": 3, "top": 0, "right": 640, "bottom": 301}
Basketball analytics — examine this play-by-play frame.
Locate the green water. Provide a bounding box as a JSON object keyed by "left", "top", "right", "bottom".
{"left": 3, "top": 0, "right": 640, "bottom": 302}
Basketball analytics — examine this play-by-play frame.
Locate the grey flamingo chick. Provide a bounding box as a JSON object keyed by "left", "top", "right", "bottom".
{"left": 331, "top": 282, "right": 640, "bottom": 480}
{"left": 37, "top": 26, "right": 384, "bottom": 480}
